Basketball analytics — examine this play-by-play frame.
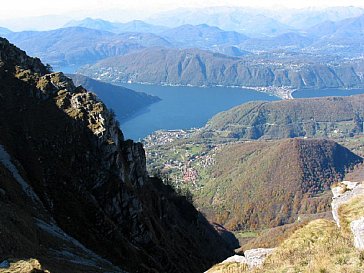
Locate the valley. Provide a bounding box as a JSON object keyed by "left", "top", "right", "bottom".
{"left": 143, "top": 94, "right": 364, "bottom": 255}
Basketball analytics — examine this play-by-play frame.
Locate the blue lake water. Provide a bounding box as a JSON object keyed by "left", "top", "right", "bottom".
{"left": 293, "top": 88, "right": 364, "bottom": 98}
{"left": 112, "top": 85, "right": 364, "bottom": 141}
{"left": 118, "top": 84, "right": 279, "bottom": 140}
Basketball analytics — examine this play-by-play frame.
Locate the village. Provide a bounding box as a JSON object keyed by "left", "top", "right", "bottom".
{"left": 143, "top": 129, "right": 220, "bottom": 188}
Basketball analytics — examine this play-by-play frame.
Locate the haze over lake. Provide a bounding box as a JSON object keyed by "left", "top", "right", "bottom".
{"left": 118, "top": 84, "right": 279, "bottom": 140}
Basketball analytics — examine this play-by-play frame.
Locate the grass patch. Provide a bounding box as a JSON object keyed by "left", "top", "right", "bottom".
{"left": 253, "top": 219, "right": 364, "bottom": 273}
{"left": 235, "top": 231, "right": 259, "bottom": 239}
{"left": 338, "top": 195, "right": 364, "bottom": 239}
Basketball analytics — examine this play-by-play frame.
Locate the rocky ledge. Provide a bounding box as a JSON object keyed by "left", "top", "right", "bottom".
{"left": 331, "top": 180, "right": 364, "bottom": 250}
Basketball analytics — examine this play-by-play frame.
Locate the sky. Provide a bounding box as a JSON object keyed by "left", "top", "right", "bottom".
{"left": 1, "top": 0, "right": 364, "bottom": 31}
{"left": 2, "top": 0, "right": 364, "bottom": 20}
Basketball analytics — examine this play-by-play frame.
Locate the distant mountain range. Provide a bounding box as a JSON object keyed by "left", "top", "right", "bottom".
{"left": 273, "top": 6, "right": 364, "bottom": 29}
{"left": 239, "top": 32, "right": 314, "bottom": 51}
{"left": 115, "top": 32, "right": 172, "bottom": 48}
{"left": 0, "top": 27, "right": 11, "bottom": 35}
{"left": 148, "top": 7, "right": 295, "bottom": 37}
{"left": 237, "top": 14, "right": 364, "bottom": 53}
{"left": 1, "top": 11, "right": 364, "bottom": 92}
{"left": 78, "top": 47, "right": 364, "bottom": 91}
{"left": 64, "top": 18, "right": 169, "bottom": 34}
{"left": 3, "top": 27, "right": 145, "bottom": 69}
{"left": 147, "top": 6, "right": 364, "bottom": 36}
{"left": 1, "top": 23, "right": 250, "bottom": 69}
{"left": 160, "top": 24, "right": 248, "bottom": 49}
{"left": 306, "top": 14, "right": 364, "bottom": 56}
{"left": 2, "top": 13, "right": 363, "bottom": 62}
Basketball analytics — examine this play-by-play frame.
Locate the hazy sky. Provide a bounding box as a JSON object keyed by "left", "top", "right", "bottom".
{"left": 2, "top": 0, "right": 364, "bottom": 19}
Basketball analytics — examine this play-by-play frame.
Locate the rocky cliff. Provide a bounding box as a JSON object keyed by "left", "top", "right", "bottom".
{"left": 332, "top": 180, "right": 364, "bottom": 250}
{"left": 0, "top": 37, "right": 232, "bottom": 273}
{"left": 68, "top": 73, "right": 160, "bottom": 120}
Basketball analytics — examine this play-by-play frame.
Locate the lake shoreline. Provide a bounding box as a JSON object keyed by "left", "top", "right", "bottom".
{"left": 112, "top": 82, "right": 364, "bottom": 141}
{"left": 118, "top": 83, "right": 280, "bottom": 140}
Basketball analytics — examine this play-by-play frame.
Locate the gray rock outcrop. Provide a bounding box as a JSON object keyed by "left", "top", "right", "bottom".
{"left": 331, "top": 180, "right": 364, "bottom": 250}
{"left": 331, "top": 181, "right": 364, "bottom": 227}
{"left": 351, "top": 217, "right": 364, "bottom": 250}
{"left": 220, "top": 248, "right": 275, "bottom": 269}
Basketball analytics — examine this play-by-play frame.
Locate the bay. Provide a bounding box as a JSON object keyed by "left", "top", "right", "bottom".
{"left": 118, "top": 84, "right": 279, "bottom": 140}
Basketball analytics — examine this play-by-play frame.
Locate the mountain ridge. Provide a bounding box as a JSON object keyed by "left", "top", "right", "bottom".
{"left": 2, "top": 27, "right": 145, "bottom": 69}
{"left": 64, "top": 18, "right": 169, "bottom": 34}
{"left": 78, "top": 47, "right": 364, "bottom": 94}
{"left": 199, "top": 95, "right": 364, "bottom": 140}
{"left": 0, "top": 37, "right": 232, "bottom": 272}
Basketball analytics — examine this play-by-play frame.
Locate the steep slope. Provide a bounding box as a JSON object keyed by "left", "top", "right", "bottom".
{"left": 200, "top": 95, "right": 364, "bottom": 140}
{"left": 79, "top": 47, "right": 364, "bottom": 90}
{"left": 195, "top": 139, "right": 362, "bottom": 230}
{"left": 68, "top": 74, "right": 160, "bottom": 120}
{"left": 0, "top": 38, "right": 232, "bottom": 272}
{"left": 0, "top": 148, "right": 125, "bottom": 272}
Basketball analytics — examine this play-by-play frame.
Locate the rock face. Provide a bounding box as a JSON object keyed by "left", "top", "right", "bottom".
{"left": 331, "top": 179, "right": 364, "bottom": 251}
{"left": 331, "top": 181, "right": 364, "bottom": 227}
{"left": 0, "top": 37, "right": 232, "bottom": 273}
{"left": 243, "top": 248, "right": 275, "bottom": 268}
{"left": 0, "top": 259, "right": 49, "bottom": 273}
{"left": 208, "top": 248, "right": 275, "bottom": 272}
{"left": 351, "top": 218, "right": 364, "bottom": 250}
{"left": 68, "top": 74, "right": 160, "bottom": 120}
{"left": 221, "top": 248, "right": 274, "bottom": 268}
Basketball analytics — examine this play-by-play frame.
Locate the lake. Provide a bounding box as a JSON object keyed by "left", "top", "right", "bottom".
{"left": 118, "top": 84, "right": 279, "bottom": 140}
{"left": 117, "top": 85, "right": 364, "bottom": 141}
{"left": 292, "top": 88, "right": 364, "bottom": 98}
